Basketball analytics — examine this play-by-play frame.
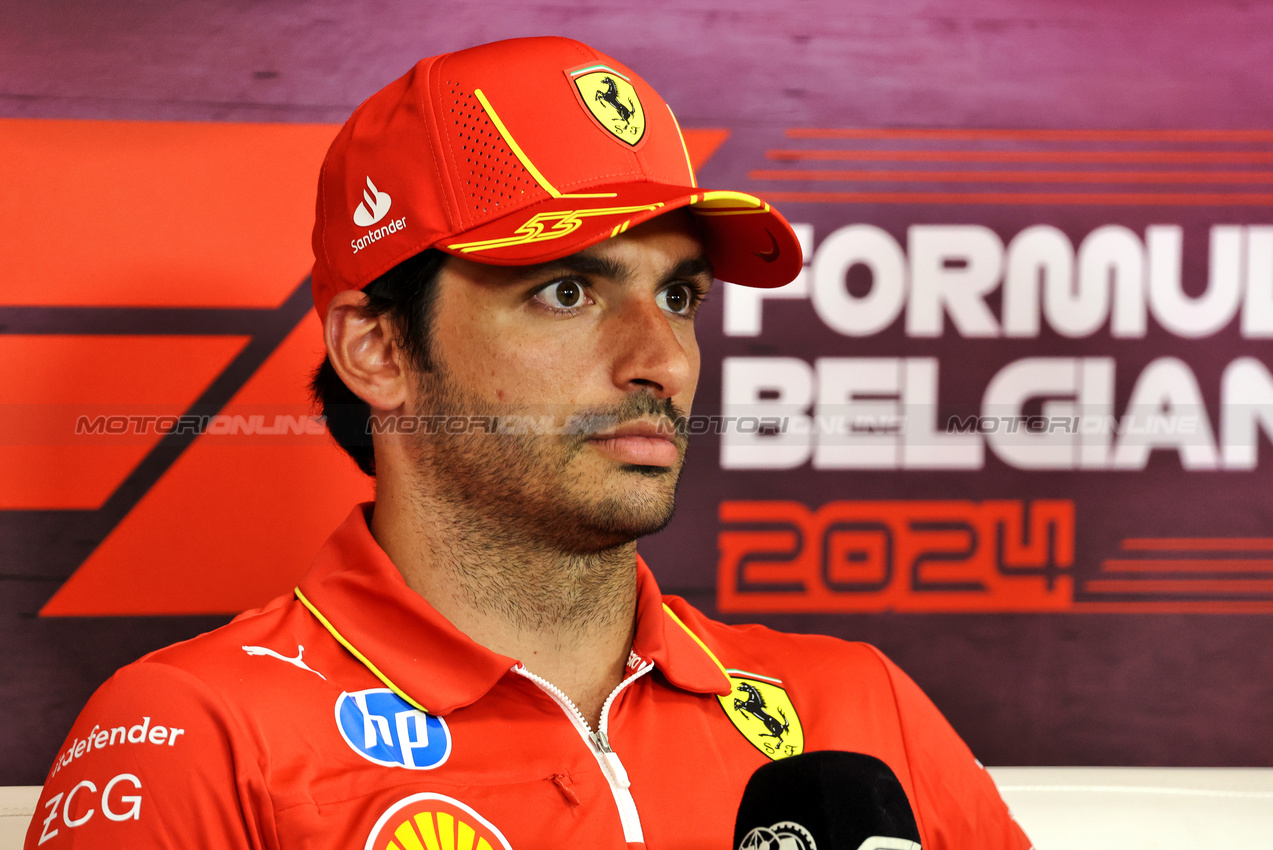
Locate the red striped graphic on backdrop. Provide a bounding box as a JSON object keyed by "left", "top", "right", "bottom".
{"left": 754, "top": 128, "right": 1273, "bottom": 204}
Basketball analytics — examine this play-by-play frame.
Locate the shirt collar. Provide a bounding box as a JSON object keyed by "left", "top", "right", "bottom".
{"left": 630, "top": 559, "right": 733, "bottom": 697}
{"left": 296, "top": 504, "right": 730, "bottom": 716}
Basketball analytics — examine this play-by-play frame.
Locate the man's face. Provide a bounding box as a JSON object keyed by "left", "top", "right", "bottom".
{"left": 404, "top": 211, "right": 711, "bottom": 552}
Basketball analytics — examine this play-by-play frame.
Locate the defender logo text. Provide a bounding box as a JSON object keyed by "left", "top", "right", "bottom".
{"left": 335, "top": 688, "right": 451, "bottom": 770}
{"left": 353, "top": 176, "right": 392, "bottom": 226}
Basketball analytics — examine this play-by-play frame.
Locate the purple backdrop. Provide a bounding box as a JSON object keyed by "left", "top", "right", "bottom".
{"left": 4, "top": 0, "right": 1273, "bottom": 785}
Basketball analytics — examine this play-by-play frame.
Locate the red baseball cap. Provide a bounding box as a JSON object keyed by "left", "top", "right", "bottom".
{"left": 311, "top": 36, "right": 803, "bottom": 319}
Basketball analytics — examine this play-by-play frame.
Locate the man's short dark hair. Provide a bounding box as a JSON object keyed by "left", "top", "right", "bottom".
{"left": 310, "top": 249, "right": 447, "bottom": 476}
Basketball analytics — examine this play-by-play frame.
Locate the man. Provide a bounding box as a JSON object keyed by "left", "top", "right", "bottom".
{"left": 28, "top": 37, "right": 1031, "bottom": 849}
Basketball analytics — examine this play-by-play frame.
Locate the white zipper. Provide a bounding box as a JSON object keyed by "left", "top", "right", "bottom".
{"left": 514, "top": 661, "right": 654, "bottom": 843}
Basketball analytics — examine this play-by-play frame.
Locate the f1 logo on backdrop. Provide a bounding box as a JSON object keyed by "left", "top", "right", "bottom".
{"left": 0, "top": 119, "right": 729, "bottom": 617}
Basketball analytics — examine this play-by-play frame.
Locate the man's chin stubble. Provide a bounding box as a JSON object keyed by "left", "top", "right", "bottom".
{"left": 406, "top": 362, "right": 689, "bottom": 551}
{"left": 538, "top": 462, "right": 683, "bottom": 552}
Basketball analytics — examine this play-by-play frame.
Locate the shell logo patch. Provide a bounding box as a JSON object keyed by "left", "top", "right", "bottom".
{"left": 718, "top": 670, "right": 804, "bottom": 760}
{"left": 569, "top": 65, "right": 646, "bottom": 146}
{"left": 364, "top": 793, "right": 513, "bottom": 850}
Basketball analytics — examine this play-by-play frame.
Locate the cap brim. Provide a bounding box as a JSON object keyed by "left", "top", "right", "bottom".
{"left": 437, "top": 183, "right": 802, "bottom": 288}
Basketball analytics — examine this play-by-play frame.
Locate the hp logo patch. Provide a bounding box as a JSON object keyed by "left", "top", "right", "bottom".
{"left": 335, "top": 689, "right": 451, "bottom": 770}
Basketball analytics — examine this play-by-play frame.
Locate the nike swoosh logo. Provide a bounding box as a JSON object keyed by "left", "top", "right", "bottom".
{"left": 753, "top": 230, "right": 780, "bottom": 263}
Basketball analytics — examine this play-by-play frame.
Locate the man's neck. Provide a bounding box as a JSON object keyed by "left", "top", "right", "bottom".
{"left": 369, "top": 482, "right": 639, "bottom": 729}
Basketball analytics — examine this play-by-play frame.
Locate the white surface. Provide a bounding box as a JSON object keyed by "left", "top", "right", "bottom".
{"left": 4, "top": 770, "right": 1273, "bottom": 848}
{"left": 0, "top": 787, "right": 38, "bottom": 850}
{"left": 989, "top": 767, "right": 1273, "bottom": 849}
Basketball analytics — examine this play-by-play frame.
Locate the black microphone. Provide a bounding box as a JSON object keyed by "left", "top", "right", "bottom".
{"left": 733, "top": 751, "right": 922, "bottom": 850}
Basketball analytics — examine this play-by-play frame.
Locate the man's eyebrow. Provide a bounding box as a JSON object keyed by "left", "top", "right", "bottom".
{"left": 512, "top": 252, "right": 715, "bottom": 284}
{"left": 668, "top": 255, "right": 714, "bottom": 283}
{"left": 513, "top": 253, "right": 629, "bottom": 282}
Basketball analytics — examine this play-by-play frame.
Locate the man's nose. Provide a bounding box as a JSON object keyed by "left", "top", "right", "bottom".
{"left": 606, "top": 296, "right": 693, "bottom": 399}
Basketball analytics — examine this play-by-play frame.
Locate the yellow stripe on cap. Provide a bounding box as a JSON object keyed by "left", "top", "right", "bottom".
{"left": 666, "top": 104, "right": 697, "bottom": 189}
{"left": 294, "top": 587, "right": 429, "bottom": 713}
{"left": 690, "top": 190, "right": 771, "bottom": 214}
{"left": 448, "top": 204, "right": 661, "bottom": 253}
{"left": 662, "top": 603, "right": 732, "bottom": 689}
{"left": 473, "top": 89, "right": 617, "bottom": 200}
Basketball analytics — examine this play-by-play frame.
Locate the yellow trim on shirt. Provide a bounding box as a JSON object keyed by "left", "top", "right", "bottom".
{"left": 294, "top": 587, "right": 430, "bottom": 713}
{"left": 662, "top": 603, "right": 733, "bottom": 689}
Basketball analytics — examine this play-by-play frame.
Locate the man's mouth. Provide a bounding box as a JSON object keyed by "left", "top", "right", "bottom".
{"left": 585, "top": 419, "right": 682, "bottom": 467}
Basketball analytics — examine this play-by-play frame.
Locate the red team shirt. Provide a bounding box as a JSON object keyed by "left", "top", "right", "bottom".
{"left": 27, "top": 505, "right": 1032, "bottom": 849}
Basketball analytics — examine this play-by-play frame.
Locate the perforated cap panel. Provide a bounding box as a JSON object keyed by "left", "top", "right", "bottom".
{"left": 446, "top": 83, "right": 544, "bottom": 222}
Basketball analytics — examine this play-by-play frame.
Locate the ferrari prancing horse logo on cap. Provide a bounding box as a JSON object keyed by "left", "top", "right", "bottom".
{"left": 569, "top": 66, "right": 646, "bottom": 146}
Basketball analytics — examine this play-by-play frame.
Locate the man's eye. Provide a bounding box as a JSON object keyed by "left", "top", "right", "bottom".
{"left": 658, "top": 283, "right": 695, "bottom": 315}
{"left": 534, "top": 279, "right": 590, "bottom": 311}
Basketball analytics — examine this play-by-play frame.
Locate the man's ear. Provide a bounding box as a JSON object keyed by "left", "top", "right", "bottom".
{"left": 324, "top": 290, "right": 409, "bottom": 411}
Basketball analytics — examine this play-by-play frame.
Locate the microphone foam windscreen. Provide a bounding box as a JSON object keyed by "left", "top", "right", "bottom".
{"left": 733, "top": 751, "right": 922, "bottom": 850}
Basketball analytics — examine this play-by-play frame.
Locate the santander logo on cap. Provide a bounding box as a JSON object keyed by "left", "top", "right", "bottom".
{"left": 353, "top": 176, "right": 392, "bottom": 226}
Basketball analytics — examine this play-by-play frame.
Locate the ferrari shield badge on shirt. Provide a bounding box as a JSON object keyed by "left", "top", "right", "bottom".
{"left": 718, "top": 671, "right": 805, "bottom": 760}
{"left": 568, "top": 65, "right": 646, "bottom": 146}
